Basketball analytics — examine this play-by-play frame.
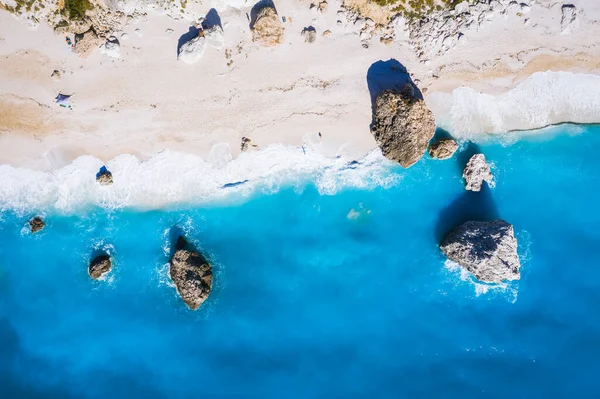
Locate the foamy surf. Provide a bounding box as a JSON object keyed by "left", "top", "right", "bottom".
{"left": 0, "top": 144, "right": 398, "bottom": 214}
{"left": 443, "top": 260, "right": 518, "bottom": 303}
{"left": 429, "top": 71, "right": 600, "bottom": 138}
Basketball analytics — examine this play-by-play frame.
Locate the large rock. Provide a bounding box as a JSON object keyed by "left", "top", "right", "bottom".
{"left": 96, "top": 167, "right": 113, "bottom": 185}
{"left": 252, "top": 6, "right": 284, "bottom": 46}
{"left": 89, "top": 255, "right": 112, "bottom": 279}
{"left": 29, "top": 216, "right": 45, "bottom": 233}
{"left": 73, "top": 28, "right": 103, "bottom": 58}
{"left": 370, "top": 84, "right": 436, "bottom": 168}
{"left": 428, "top": 138, "right": 458, "bottom": 160}
{"left": 169, "top": 237, "right": 213, "bottom": 310}
{"left": 440, "top": 220, "right": 520, "bottom": 283}
{"left": 178, "top": 35, "right": 207, "bottom": 64}
{"left": 463, "top": 153, "right": 492, "bottom": 191}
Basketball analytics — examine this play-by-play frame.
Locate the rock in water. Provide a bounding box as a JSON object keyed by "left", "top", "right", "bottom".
{"left": 89, "top": 255, "right": 112, "bottom": 279}
{"left": 169, "top": 239, "right": 213, "bottom": 310}
{"left": 370, "top": 84, "right": 436, "bottom": 168}
{"left": 440, "top": 220, "right": 520, "bottom": 283}
{"left": 463, "top": 153, "right": 493, "bottom": 191}
{"left": 29, "top": 216, "right": 45, "bottom": 233}
{"left": 96, "top": 168, "right": 113, "bottom": 185}
{"left": 252, "top": 6, "right": 284, "bottom": 46}
{"left": 178, "top": 35, "right": 207, "bottom": 64}
{"left": 428, "top": 138, "right": 458, "bottom": 160}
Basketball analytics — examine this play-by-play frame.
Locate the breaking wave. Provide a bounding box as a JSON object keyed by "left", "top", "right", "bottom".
{"left": 0, "top": 145, "right": 398, "bottom": 213}
{"left": 429, "top": 71, "right": 600, "bottom": 138}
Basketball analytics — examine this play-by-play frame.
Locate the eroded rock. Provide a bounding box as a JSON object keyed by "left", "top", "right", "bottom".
{"left": 428, "top": 138, "right": 458, "bottom": 160}
{"left": 440, "top": 220, "right": 520, "bottom": 283}
{"left": 96, "top": 167, "right": 113, "bottom": 185}
{"left": 370, "top": 84, "right": 436, "bottom": 168}
{"left": 251, "top": 6, "right": 284, "bottom": 46}
{"left": 73, "top": 28, "right": 103, "bottom": 58}
{"left": 241, "top": 137, "right": 258, "bottom": 152}
{"left": 463, "top": 153, "right": 492, "bottom": 191}
{"left": 169, "top": 237, "right": 213, "bottom": 310}
{"left": 302, "top": 26, "right": 317, "bottom": 43}
{"left": 89, "top": 255, "right": 112, "bottom": 279}
{"left": 29, "top": 216, "right": 45, "bottom": 233}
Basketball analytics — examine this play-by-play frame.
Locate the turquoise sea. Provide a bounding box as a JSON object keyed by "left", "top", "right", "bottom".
{"left": 1, "top": 124, "right": 599, "bottom": 397}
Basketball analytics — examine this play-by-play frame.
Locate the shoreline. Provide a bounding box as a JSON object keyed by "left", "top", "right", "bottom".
{"left": 1, "top": 0, "right": 600, "bottom": 171}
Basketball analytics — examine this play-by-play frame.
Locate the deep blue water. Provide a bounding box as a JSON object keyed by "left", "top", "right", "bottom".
{"left": 1, "top": 125, "right": 600, "bottom": 398}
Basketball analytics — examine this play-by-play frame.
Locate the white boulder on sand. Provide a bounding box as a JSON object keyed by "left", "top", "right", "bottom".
{"left": 463, "top": 153, "right": 493, "bottom": 192}
{"left": 101, "top": 36, "right": 120, "bottom": 59}
{"left": 440, "top": 220, "right": 521, "bottom": 283}
{"left": 251, "top": 5, "right": 284, "bottom": 46}
{"left": 178, "top": 35, "right": 207, "bottom": 64}
{"left": 204, "top": 25, "right": 225, "bottom": 49}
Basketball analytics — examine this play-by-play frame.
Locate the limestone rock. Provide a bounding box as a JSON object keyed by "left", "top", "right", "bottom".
{"left": 89, "top": 255, "right": 112, "bottom": 279}
{"left": 241, "top": 137, "right": 258, "bottom": 152}
{"left": 73, "top": 28, "right": 103, "bottom": 58}
{"left": 302, "top": 26, "right": 317, "bottom": 43}
{"left": 252, "top": 6, "right": 284, "bottom": 46}
{"left": 463, "top": 153, "right": 492, "bottom": 191}
{"left": 96, "top": 168, "right": 113, "bottom": 185}
{"left": 428, "top": 138, "right": 458, "bottom": 160}
{"left": 178, "top": 35, "right": 206, "bottom": 64}
{"left": 440, "top": 220, "right": 520, "bottom": 283}
{"left": 29, "top": 216, "right": 45, "bottom": 233}
{"left": 169, "top": 237, "right": 213, "bottom": 310}
{"left": 370, "top": 84, "right": 436, "bottom": 168}
{"left": 102, "top": 36, "right": 120, "bottom": 58}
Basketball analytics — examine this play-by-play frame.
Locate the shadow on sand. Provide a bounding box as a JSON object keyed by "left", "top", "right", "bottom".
{"left": 177, "top": 26, "right": 200, "bottom": 58}
{"left": 366, "top": 59, "right": 423, "bottom": 116}
{"left": 203, "top": 8, "right": 223, "bottom": 30}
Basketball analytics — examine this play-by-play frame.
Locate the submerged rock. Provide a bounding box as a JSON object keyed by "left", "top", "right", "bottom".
{"left": 96, "top": 167, "right": 113, "bottom": 185}
{"left": 428, "top": 138, "right": 458, "bottom": 160}
{"left": 463, "top": 153, "right": 493, "bottom": 192}
{"left": 29, "top": 216, "right": 45, "bottom": 233}
{"left": 169, "top": 237, "right": 213, "bottom": 310}
{"left": 252, "top": 6, "right": 284, "bottom": 46}
{"left": 89, "top": 255, "right": 112, "bottom": 279}
{"left": 178, "top": 35, "right": 207, "bottom": 64}
{"left": 440, "top": 220, "right": 520, "bottom": 283}
{"left": 370, "top": 84, "right": 436, "bottom": 168}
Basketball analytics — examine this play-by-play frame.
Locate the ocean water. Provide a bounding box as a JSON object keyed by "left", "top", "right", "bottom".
{"left": 1, "top": 124, "right": 600, "bottom": 398}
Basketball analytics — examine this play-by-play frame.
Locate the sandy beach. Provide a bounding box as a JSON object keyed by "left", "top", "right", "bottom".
{"left": 1, "top": 0, "right": 600, "bottom": 171}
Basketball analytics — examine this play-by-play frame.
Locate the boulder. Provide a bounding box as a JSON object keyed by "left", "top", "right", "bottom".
{"left": 440, "top": 220, "right": 520, "bottom": 283}
{"left": 169, "top": 237, "right": 213, "bottom": 310}
{"left": 96, "top": 167, "right": 113, "bottom": 185}
{"left": 560, "top": 4, "right": 579, "bottom": 35}
{"left": 178, "top": 35, "right": 207, "bottom": 64}
{"left": 102, "top": 36, "right": 120, "bottom": 58}
{"left": 463, "top": 153, "right": 492, "bottom": 191}
{"left": 251, "top": 6, "right": 284, "bottom": 46}
{"left": 370, "top": 84, "right": 436, "bottom": 168}
{"left": 89, "top": 255, "right": 112, "bottom": 279}
{"left": 241, "top": 136, "right": 258, "bottom": 152}
{"left": 29, "top": 216, "right": 45, "bottom": 233}
{"left": 302, "top": 27, "right": 317, "bottom": 43}
{"left": 73, "top": 28, "right": 103, "bottom": 58}
{"left": 428, "top": 138, "right": 458, "bottom": 160}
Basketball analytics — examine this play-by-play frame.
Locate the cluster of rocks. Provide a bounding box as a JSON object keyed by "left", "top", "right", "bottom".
{"left": 336, "top": 6, "right": 398, "bottom": 48}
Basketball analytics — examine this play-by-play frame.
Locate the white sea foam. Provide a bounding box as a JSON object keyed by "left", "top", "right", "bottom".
{"left": 429, "top": 71, "right": 600, "bottom": 138}
{"left": 0, "top": 145, "right": 397, "bottom": 213}
{"left": 443, "top": 260, "right": 518, "bottom": 302}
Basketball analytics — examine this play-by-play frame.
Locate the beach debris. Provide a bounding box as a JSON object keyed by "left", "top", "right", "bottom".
{"left": 89, "top": 254, "right": 112, "bottom": 279}
{"left": 428, "top": 138, "right": 458, "bottom": 160}
{"left": 240, "top": 137, "right": 258, "bottom": 152}
{"left": 302, "top": 26, "right": 317, "bottom": 43}
{"left": 561, "top": 4, "right": 579, "bottom": 35}
{"left": 370, "top": 83, "right": 436, "bottom": 168}
{"left": 73, "top": 28, "right": 103, "bottom": 58}
{"left": 169, "top": 236, "right": 213, "bottom": 310}
{"left": 251, "top": 4, "right": 284, "bottom": 47}
{"left": 55, "top": 93, "right": 73, "bottom": 110}
{"left": 50, "top": 69, "right": 62, "bottom": 81}
{"left": 101, "top": 36, "right": 121, "bottom": 58}
{"left": 463, "top": 154, "right": 493, "bottom": 192}
{"left": 440, "top": 220, "right": 520, "bottom": 283}
{"left": 178, "top": 34, "right": 207, "bottom": 64}
{"left": 29, "top": 216, "right": 45, "bottom": 233}
{"left": 96, "top": 166, "right": 113, "bottom": 185}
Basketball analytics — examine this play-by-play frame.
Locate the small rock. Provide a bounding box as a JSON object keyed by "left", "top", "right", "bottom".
{"left": 29, "top": 216, "right": 45, "bottom": 233}
{"left": 428, "top": 138, "right": 458, "bottom": 160}
{"left": 96, "top": 167, "right": 113, "bottom": 185}
{"left": 50, "top": 69, "right": 61, "bottom": 81}
{"left": 169, "top": 236, "right": 213, "bottom": 310}
{"left": 102, "top": 36, "right": 120, "bottom": 58}
{"left": 302, "top": 26, "right": 317, "bottom": 43}
{"left": 463, "top": 153, "right": 493, "bottom": 191}
{"left": 178, "top": 34, "right": 206, "bottom": 64}
{"left": 318, "top": 1, "right": 328, "bottom": 13}
{"left": 251, "top": 5, "right": 284, "bottom": 47}
{"left": 322, "top": 30, "right": 332, "bottom": 37}
{"left": 89, "top": 254, "right": 112, "bottom": 279}
{"left": 241, "top": 137, "right": 258, "bottom": 152}
{"left": 440, "top": 220, "right": 520, "bottom": 283}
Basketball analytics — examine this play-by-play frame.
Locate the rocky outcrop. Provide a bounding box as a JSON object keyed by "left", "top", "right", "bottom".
{"left": 89, "top": 254, "right": 111, "bottom": 279}
{"left": 241, "top": 137, "right": 258, "bottom": 152}
{"left": 251, "top": 6, "right": 284, "bottom": 47}
{"left": 178, "top": 35, "right": 207, "bottom": 64}
{"left": 29, "top": 216, "right": 45, "bottom": 233}
{"left": 428, "top": 138, "right": 458, "bottom": 160}
{"left": 463, "top": 153, "right": 493, "bottom": 191}
{"left": 169, "top": 237, "right": 212, "bottom": 310}
{"left": 96, "top": 167, "right": 113, "bottom": 185}
{"left": 302, "top": 27, "right": 317, "bottom": 43}
{"left": 370, "top": 84, "right": 436, "bottom": 168}
{"left": 101, "top": 36, "right": 120, "bottom": 58}
{"left": 73, "top": 28, "right": 103, "bottom": 58}
{"left": 440, "top": 220, "right": 520, "bottom": 283}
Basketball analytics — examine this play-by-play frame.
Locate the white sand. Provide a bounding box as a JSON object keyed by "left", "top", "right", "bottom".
{"left": 0, "top": 0, "right": 600, "bottom": 171}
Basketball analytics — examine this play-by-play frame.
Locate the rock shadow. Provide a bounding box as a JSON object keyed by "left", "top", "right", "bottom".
{"left": 167, "top": 226, "right": 198, "bottom": 258}
{"left": 366, "top": 59, "right": 422, "bottom": 117}
{"left": 434, "top": 141, "right": 499, "bottom": 242}
{"left": 177, "top": 26, "right": 200, "bottom": 58}
{"left": 433, "top": 127, "right": 454, "bottom": 141}
{"left": 250, "top": 0, "right": 277, "bottom": 29}
{"left": 203, "top": 8, "right": 223, "bottom": 30}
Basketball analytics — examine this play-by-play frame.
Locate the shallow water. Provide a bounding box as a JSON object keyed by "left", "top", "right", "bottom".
{"left": 1, "top": 124, "right": 600, "bottom": 397}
